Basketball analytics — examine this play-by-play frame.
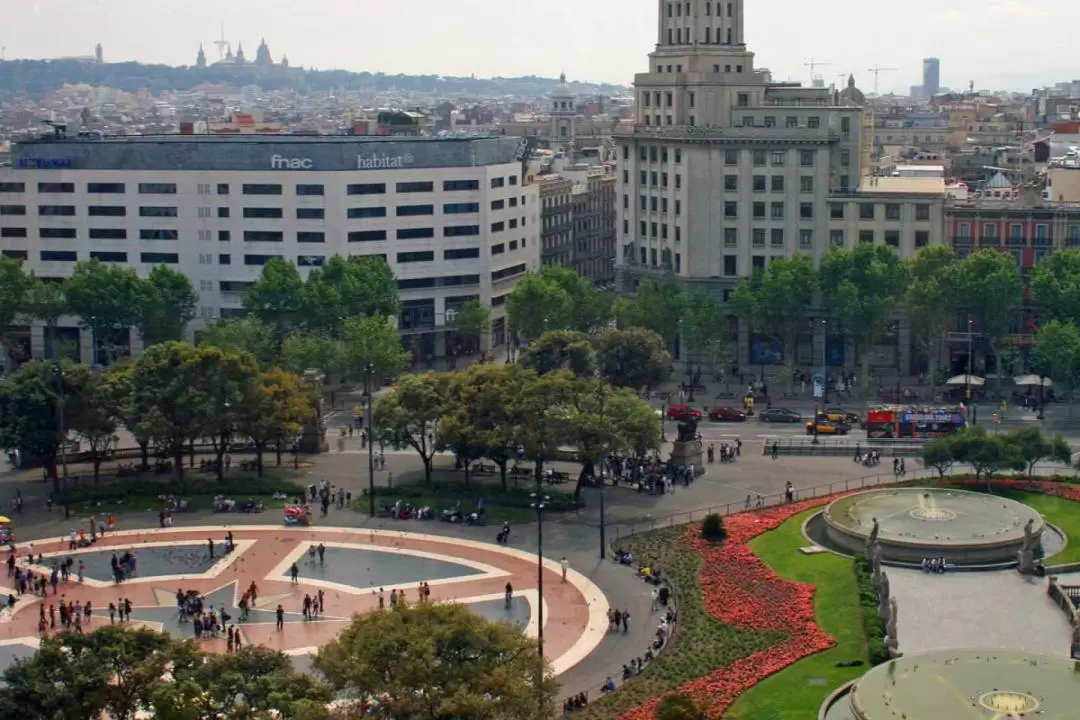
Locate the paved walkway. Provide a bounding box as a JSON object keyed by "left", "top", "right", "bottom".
{"left": 889, "top": 567, "right": 1074, "bottom": 657}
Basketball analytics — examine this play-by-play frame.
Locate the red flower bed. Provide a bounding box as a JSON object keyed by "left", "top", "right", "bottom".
{"left": 942, "top": 477, "right": 1080, "bottom": 502}
{"left": 618, "top": 496, "right": 841, "bottom": 720}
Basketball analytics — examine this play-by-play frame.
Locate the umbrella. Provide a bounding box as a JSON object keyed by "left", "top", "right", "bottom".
{"left": 945, "top": 374, "right": 985, "bottom": 387}
{"left": 0, "top": 516, "right": 10, "bottom": 524}
{"left": 1013, "top": 374, "right": 1052, "bottom": 388}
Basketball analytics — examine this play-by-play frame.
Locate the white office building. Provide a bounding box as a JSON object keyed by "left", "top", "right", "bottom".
{"left": 0, "top": 132, "right": 538, "bottom": 364}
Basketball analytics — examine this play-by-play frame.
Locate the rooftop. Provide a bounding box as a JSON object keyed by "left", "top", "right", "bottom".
{"left": 16, "top": 132, "right": 503, "bottom": 146}
{"left": 856, "top": 176, "right": 946, "bottom": 195}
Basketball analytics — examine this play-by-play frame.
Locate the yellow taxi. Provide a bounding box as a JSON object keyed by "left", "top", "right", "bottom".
{"left": 805, "top": 419, "right": 850, "bottom": 435}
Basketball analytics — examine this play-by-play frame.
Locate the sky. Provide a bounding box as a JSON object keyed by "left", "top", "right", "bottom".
{"left": 2, "top": 0, "right": 1077, "bottom": 93}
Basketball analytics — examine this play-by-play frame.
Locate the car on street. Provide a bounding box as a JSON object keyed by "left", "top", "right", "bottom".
{"left": 806, "top": 419, "right": 851, "bottom": 435}
{"left": 824, "top": 408, "right": 860, "bottom": 425}
{"left": 666, "top": 404, "right": 703, "bottom": 421}
{"left": 708, "top": 406, "right": 747, "bottom": 422}
{"left": 758, "top": 407, "right": 802, "bottom": 423}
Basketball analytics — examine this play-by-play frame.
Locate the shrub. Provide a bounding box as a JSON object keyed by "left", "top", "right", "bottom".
{"left": 64, "top": 475, "right": 306, "bottom": 504}
{"left": 363, "top": 482, "right": 582, "bottom": 513}
{"left": 655, "top": 692, "right": 702, "bottom": 720}
{"left": 700, "top": 513, "right": 726, "bottom": 542}
{"left": 852, "top": 554, "right": 889, "bottom": 666}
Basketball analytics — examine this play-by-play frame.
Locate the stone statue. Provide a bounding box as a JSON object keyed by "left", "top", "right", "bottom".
{"left": 1022, "top": 519, "right": 1039, "bottom": 552}
{"left": 878, "top": 571, "right": 891, "bottom": 620}
{"left": 870, "top": 545, "right": 882, "bottom": 590}
{"left": 866, "top": 517, "right": 880, "bottom": 551}
{"left": 676, "top": 416, "right": 699, "bottom": 443}
{"left": 1017, "top": 518, "right": 1039, "bottom": 574}
{"left": 884, "top": 597, "right": 901, "bottom": 658}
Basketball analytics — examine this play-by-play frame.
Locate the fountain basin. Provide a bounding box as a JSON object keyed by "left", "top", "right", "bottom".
{"left": 822, "top": 488, "right": 1044, "bottom": 565}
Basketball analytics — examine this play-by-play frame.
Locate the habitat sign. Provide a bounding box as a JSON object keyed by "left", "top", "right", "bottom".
{"left": 356, "top": 153, "right": 415, "bottom": 170}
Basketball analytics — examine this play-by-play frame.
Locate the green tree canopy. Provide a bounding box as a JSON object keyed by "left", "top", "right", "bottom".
{"left": 301, "top": 254, "right": 400, "bottom": 336}
{"left": 681, "top": 293, "right": 728, "bottom": 376}
{"left": 235, "top": 367, "right": 312, "bottom": 477}
{"left": 313, "top": 602, "right": 556, "bottom": 720}
{"left": 374, "top": 372, "right": 452, "bottom": 483}
{"left": 729, "top": 255, "right": 816, "bottom": 391}
{"left": 620, "top": 278, "right": 687, "bottom": 346}
{"left": 1004, "top": 426, "right": 1071, "bottom": 476}
{"left": 952, "top": 248, "right": 1024, "bottom": 396}
{"left": 26, "top": 278, "right": 68, "bottom": 360}
{"left": 339, "top": 314, "right": 411, "bottom": 385}
{"left": 243, "top": 258, "right": 306, "bottom": 346}
{"left": 903, "top": 245, "right": 957, "bottom": 384}
{"left": 519, "top": 330, "right": 597, "bottom": 377}
{"left": 197, "top": 316, "right": 278, "bottom": 366}
{"left": 1031, "top": 247, "right": 1080, "bottom": 326}
{"left": 505, "top": 271, "right": 574, "bottom": 341}
{"left": 948, "top": 425, "right": 1023, "bottom": 486}
{"left": 592, "top": 326, "right": 672, "bottom": 391}
{"left": 67, "top": 369, "right": 120, "bottom": 483}
{"left": 0, "top": 256, "right": 35, "bottom": 373}
{"left": 136, "top": 264, "right": 198, "bottom": 347}
{"left": 1032, "top": 319, "right": 1080, "bottom": 416}
{"left": 63, "top": 258, "right": 145, "bottom": 363}
{"left": 450, "top": 299, "right": 492, "bottom": 345}
{"left": 818, "top": 245, "right": 906, "bottom": 395}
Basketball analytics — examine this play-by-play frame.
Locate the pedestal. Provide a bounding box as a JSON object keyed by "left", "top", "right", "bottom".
{"left": 669, "top": 440, "right": 703, "bottom": 471}
{"left": 1017, "top": 549, "right": 1035, "bottom": 574}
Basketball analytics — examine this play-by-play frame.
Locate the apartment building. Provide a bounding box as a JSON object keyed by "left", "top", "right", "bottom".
{"left": 0, "top": 131, "right": 539, "bottom": 364}
{"left": 539, "top": 175, "right": 573, "bottom": 268}
{"left": 571, "top": 168, "right": 616, "bottom": 285}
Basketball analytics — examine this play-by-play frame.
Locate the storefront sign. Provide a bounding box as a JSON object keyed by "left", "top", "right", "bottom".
{"left": 270, "top": 155, "right": 313, "bottom": 170}
{"left": 356, "top": 153, "right": 414, "bottom": 170}
{"left": 15, "top": 158, "right": 74, "bottom": 169}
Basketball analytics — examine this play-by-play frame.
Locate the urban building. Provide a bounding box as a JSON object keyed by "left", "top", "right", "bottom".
{"left": 922, "top": 58, "right": 941, "bottom": 98}
{"left": 539, "top": 175, "right": 574, "bottom": 268}
{"left": 616, "top": 0, "right": 882, "bottom": 368}
{"left": 571, "top": 168, "right": 616, "bottom": 285}
{"left": 0, "top": 131, "right": 538, "bottom": 365}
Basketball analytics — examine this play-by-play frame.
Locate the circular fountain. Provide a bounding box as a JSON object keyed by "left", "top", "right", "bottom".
{"left": 820, "top": 649, "right": 1080, "bottom": 720}
{"left": 818, "top": 488, "right": 1046, "bottom": 566}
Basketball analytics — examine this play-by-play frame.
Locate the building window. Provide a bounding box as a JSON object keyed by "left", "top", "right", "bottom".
{"left": 40, "top": 251, "right": 78, "bottom": 262}
{"left": 216, "top": 184, "right": 230, "bottom": 195}
{"left": 724, "top": 175, "right": 738, "bottom": 191}
{"left": 297, "top": 208, "right": 324, "bottom": 219}
{"left": 87, "top": 183, "right": 125, "bottom": 194}
{"left": 218, "top": 231, "right": 231, "bottom": 242}
{"left": 348, "top": 230, "right": 387, "bottom": 242}
{"left": 40, "top": 228, "right": 77, "bottom": 239}
{"left": 38, "top": 183, "right": 75, "bottom": 193}
{"left": 445, "top": 202, "right": 480, "bottom": 214}
{"left": 445, "top": 225, "right": 480, "bottom": 237}
{"left": 295, "top": 184, "right": 324, "bottom": 196}
{"left": 0, "top": 228, "right": 27, "bottom": 238}
{"left": 771, "top": 150, "right": 786, "bottom": 166}
{"left": 724, "top": 201, "right": 737, "bottom": 218}
{"left": 859, "top": 204, "right": 875, "bottom": 220}
{"left": 89, "top": 228, "right": 127, "bottom": 240}
{"left": 91, "top": 251, "right": 128, "bottom": 263}
{"left": 885, "top": 230, "right": 900, "bottom": 246}
{"left": 88, "top": 206, "right": 126, "bottom": 217}
{"left": 347, "top": 183, "right": 386, "bottom": 195}
{"left": 242, "top": 231, "right": 284, "bottom": 243}
{"left": 737, "top": 92, "right": 749, "bottom": 106}
{"left": 799, "top": 150, "right": 815, "bottom": 166}
{"left": 786, "top": 116, "right": 798, "bottom": 128}
{"left": 243, "top": 254, "right": 281, "bottom": 266}
{"left": 830, "top": 203, "right": 844, "bottom": 219}
{"left": 297, "top": 232, "right": 325, "bottom": 243}
{"left": 0, "top": 182, "right": 26, "bottom": 193}
{"left": 859, "top": 229, "right": 874, "bottom": 243}
{"left": 141, "top": 252, "right": 180, "bottom": 264}
{"left": 752, "top": 150, "right": 767, "bottom": 166}
{"left": 724, "top": 228, "right": 737, "bottom": 246}
{"left": 397, "top": 204, "right": 435, "bottom": 217}
{"left": 240, "top": 207, "right": 282, "bottom": 219}
{"left": 770, "top": 229, "right": 784, "bottom": 247}
{"left": 1, "top": 249, "right": 27, "bottom": 259}
{"left": 885, "top": 204, "right": 901, "bottom": 220}
{"left": 491, "top": 178, "right": 506, "bottom": 189}
{"left": 915, "top": 204, "right": 930, "bottom": 221}
{"left": 725, "top": 149, "right": 739, "bottom": 165}
{"left": 397, "top": 228, "right": 435, "bottom": 240}
{"left": 140, "top": 206, "right": 178, "bottom": 217}
{"left": 753, "top": 202, "right": 766, "bottom": 219}
{"left": 444, "top": 180, "right": 480, "bottom": 191}
{"left": 298, "top": 256, "right": 325, "bottom": 267}
{"left": 397, "top": 251, "right": 435, "bottom": 263}
{"left": 830, "top": 229, "right": 844, "bottom": 247}
{"left": 752, "top": 229, "right": 766, "bottom": 247}
{"left": 492, "top": 221, "right": 505, "bottom": 233}
{"left": 444, "top": 248, "right": 480, "bottom": 260}
{"left": 771, "top": 176, "right": 784, "bottom": 192}
{"left": 799, "top": 202, "right": 813, "bottom": 220}
{"left": 800, "top": 176, "right": 814, "bottom": 193}
{"left": 139, "top": 229, "right": 179, "bottom": 240}
{"left": 139, "top": 183, "right": 178, "bottom": 195}
{"left": 348, "top": 207, "right": 387, "bottom": 219}
{"left": 915, "top": 230, "right": 929, "bottom": 248}
{"left": 764, "top": 116, "right": 776, "bottom": 128}
{"left": 218, "top": 253, "right": 231, "bottom": 265}
{"left": 0, "top": 205, "right": 26, "bottom": 215}
{"left": 753, "top": 175, "right": 767, "bottom": 192}
{"left": 807, "top": 117, "right": 820, "bottom": 128}
{"left": 770, "top": 202, "right": 784, "bottom": 219}
{"left": 241, "top": 184, "right": 282, "bottom": 196}
{"left": 799, "top": 229, "right": 813, "bottom": 248}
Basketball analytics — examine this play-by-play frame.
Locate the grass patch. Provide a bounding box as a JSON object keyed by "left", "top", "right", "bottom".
{"left": 575, "top": 526, "right": 780, "bottom": 720}
{"left": 975, "top": 489, "right": 1080, "bottom": 565}
{"left": 724, "top": 509, "right": 869, "bottom": 720}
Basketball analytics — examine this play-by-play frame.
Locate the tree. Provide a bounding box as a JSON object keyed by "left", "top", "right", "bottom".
{"left": 920, "top": 435, "right": 956, "bottom": 478}
{"left": 374, "top": 373, "right": 452, "bottom": 484}
{"left": 510, "top": 369, "right": 579, "bottom": 484}
{"left": 1031, "top": 247, "right": 1080, "bottom": 327}
{"left": 0, "top": 359, "right": 87, "bottom": 484}
{"left": 952, "top": 249, "right": 1024, "bottom": 398}
{"left": 0, "top": 255, "right": 34, "bottom": 374}
{"left": 313, "top": 602, "right": 556, "bottom": 720}
{"left": 0, "top": 631, "right": 113, "bottom": 720}
{"left": 26, "top": 278, "right": 68, "bottom": 360}
{"left": 818, "top": 245, "right": 906, "bottom": 397}
{"left": 949, "top": 425, "right": 1022, "bottom": 488}
{"left": 729, "top": 255, "right": 816, "bottom": 393}
{"left": 63, "top": 258, "right": 145, "bottom": 365}
{"left": 243, "top": 258, "right": 306, "bottom": 348}
{"left": 620, "top": 278, "right": 687, "bottom": 346}
{"left": 519, "top": 330, "right": 597, "bottom": 377}
{"left": 197, "top": 316, "right": 278, "bottom": 367}
{"left": 155, "top": 644, "right": 331, "bottom": 720}
{"left": 592, "top": 326, "right": 672, "bottom": 392}
{"left": 681, "top": 293, "right": 727, "bottom": 397}
{"left": 339, "top": 314, "right": 411, "bottom": 385}
{"left": 451, "top": 299, "right": 492, "bottom": 351}
{"left": 301, "top": 254, "right": 399, "bottom": 336}
{"left": 100, "top": 361, "right": 153, "bottom": 471}
{"left": 282, "top": 332, "right": 342, "bottom": 378}
{"left": 236, "top": 367, "right": 311, "bottom": 478}
{"left": 67, "top": 370, "right": 119, "bottom": 484}
{"left": 1004, "top": 426, "right": 1071, "bottom": 476}
{"left": 903, "top": 245, "right": 957, "bottom": 385}
{"left": 505, "top": 271, "right": 574, "bottom": 341}
{"left": 136, "top": 264, "right": 198, "bottom": 346}
{"left": 1032, "top": 320, "right": 1080, "bottom": 418}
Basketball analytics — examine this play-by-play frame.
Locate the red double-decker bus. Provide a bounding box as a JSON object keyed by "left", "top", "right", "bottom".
{"left": 864, "top": 405, "right": 966, "bottom": 439}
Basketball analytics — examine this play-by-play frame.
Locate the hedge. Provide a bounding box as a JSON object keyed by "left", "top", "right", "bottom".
{"left": 853, "top": 554, "right": 890, "bottom": 666}
{"left": 363, "top": 482, "right": 582, "bottom": 513}
{"left": 63, "top": 475, "right": 307, "bottom": 504}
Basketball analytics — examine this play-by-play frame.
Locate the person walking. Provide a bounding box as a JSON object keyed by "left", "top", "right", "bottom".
{"left": 275, "top": 604, "right": 284, "bottom": 631}
{"left": 289, "top": 562, "right": 299, "bottom": 583}
{"left": 560, "top": 557, "right": 569, "bottom": 582}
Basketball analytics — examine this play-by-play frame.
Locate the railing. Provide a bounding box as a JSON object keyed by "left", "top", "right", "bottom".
{"left": 606, "top": 469, "right": 937, "bottom": 544}
{"left": 759, "top": 436, "right": 927, "bottom": 457}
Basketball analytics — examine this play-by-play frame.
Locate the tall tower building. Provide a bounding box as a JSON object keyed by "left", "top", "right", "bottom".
{"left": 195, "top": 44, "right": 207, "bottom": 69}
{"left": 922, "top": 57, "right": 940, "bottom": 97}
{"left": 614, "top": 0, "right": 870, "bottom": 361}
{"left": 550, "top": 73, "right": 578, "bottom": 149}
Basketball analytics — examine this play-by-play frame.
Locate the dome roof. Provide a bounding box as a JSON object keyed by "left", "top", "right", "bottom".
{"left": 552, "top": 72, "right": 573, "bottom": 98}
{"left": 839, "top": 74, "right": 866, "bottom": 106}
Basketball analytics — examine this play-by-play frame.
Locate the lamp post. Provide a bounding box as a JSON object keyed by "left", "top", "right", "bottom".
{"left": 52, "top": 363, "right": 70, "bottom": 518}
{"left": 821, "top": 318, "right": 830, "bottom": 405}
{"left": 366, "top": 362, "right": 376, "bottom": 517}
{"left": 529, "top": 491, "right": 549, "bottom": 660}
{"left": 966, "top": 316, "right": 974, "bottom": 422}
{"left": 1038, "top": 375, "right": 1046, "bottom": 421}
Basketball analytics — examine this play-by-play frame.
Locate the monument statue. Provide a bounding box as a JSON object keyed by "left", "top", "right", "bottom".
{"left": 677, "top": 416, "right": 699, "bottom": 443}
{"left": 870, "top": 545, "right": 883, "bottom": 590}
{"left": 878, "top": 571, "right": 891, "bottom": 620}
{"left": 866, "top": 517, "right": 880, "bottom": 551}
{"left": 1017, "top": 518, "right": 1039, "bottom": 574}
{"left": 669, "top": 414, "right": 703, "bottom": 470}
{"left": 884, "top": 597, "right": 901, "bottom": 658}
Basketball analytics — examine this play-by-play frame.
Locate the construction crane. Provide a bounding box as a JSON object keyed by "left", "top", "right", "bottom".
{"left": 866, "top": 66, "right": 897, "bottom": 94}
{"left": 805, "top": 58, "right": 832, "bottom": 83}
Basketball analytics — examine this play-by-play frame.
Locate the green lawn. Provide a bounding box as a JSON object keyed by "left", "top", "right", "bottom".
{"left": 724, "top": 509, "right": 868, "bottom": 720}
{"left": 983, "top": 489, "right": 1080, "bottom": 565}
{"left": 74, "top": 495, "right": 291, "bottom": 516}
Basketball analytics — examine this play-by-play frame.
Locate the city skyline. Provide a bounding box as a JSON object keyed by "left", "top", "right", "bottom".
{"left": 3, "top": 0, "right": 1078, "bottom": 93}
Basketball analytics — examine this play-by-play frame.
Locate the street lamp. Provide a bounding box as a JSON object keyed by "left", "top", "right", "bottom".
{"left": 1038, "top": 375, "right": 1046, "bottom": 421}
{"left": 529, "top": 491, "right": 549, "bottom": 660}
{"left": 821, "top": 318, "right": 830, "bottom": 405}
{"left": 966, "top": 316, "right": 974, "bottom": 423}
{"left": 52, "top": 363, "right": 70, "bottom": 518}
{"left": 365, "top": 362, "right": 377, "bottom": 517}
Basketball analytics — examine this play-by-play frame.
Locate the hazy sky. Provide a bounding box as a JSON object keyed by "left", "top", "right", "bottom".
{"left": 3, "top": 0, "right": 1077, "bottom": 92}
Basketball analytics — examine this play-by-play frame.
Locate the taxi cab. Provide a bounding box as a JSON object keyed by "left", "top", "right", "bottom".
{"left": 805, "top": 419, "right": 851, "bottom": 435}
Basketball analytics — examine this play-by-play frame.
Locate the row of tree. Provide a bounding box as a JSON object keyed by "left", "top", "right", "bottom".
{"left": 0, "top": 256, "right": 198, "bottom": 367}
{"left": 2, "top": 602, "right": 555, "bottom": 720}
{"left": 373, "top": 362, "right": 661, "bottom": 496}
{"left": 920, "top": 426, "right": 1072, "bottom": 483}
{"left": 0, "top": 341, "right": 314, "bottom": 484}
